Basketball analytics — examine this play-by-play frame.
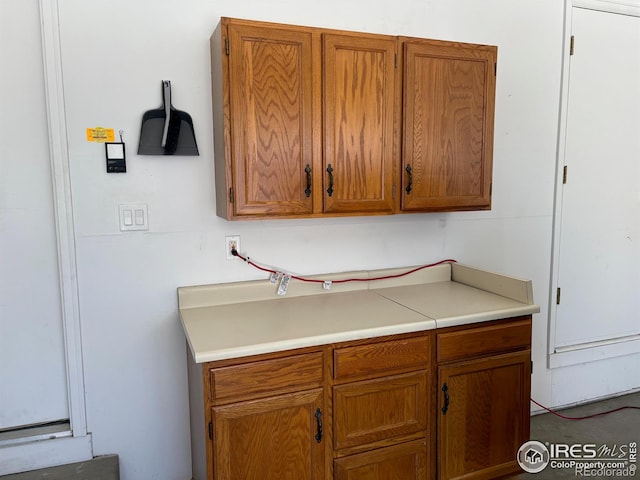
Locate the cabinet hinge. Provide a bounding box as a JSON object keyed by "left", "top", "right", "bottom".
{"left": 229, "top": 187, "right": 234, "bottom": 204}
{"left": 563, "top": 165, "right": 568, "bottom": 184}
{"left": 225, "top": 37, "right": 230, "bottom": 55}
{"left": 531, "top": 360, "right": 534, "bottom": 374}
{"left": 570, "top": 35, "right": 575, "bottom": 56}
{"left": 208, "top": 421, "right": 213, "bottom": 440}
{"left": 556, "top": 287, "right": 561, "bottom": 305}
{"left": 494, "top": 62, "right": 497, "bottom": 76}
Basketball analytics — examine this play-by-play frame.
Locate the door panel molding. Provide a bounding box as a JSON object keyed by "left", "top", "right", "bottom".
{"left": 549, "top": 1, "right": 640, "bottom": 367}
{"left": 39, "top": 0, "right": 88, "bottom": 441}
{"left": 0, "top": 2, "right": 91, "bottom": 473}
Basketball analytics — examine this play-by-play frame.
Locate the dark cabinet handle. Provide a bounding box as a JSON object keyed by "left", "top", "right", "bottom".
{"left": 304, "top": 164, "right": 311, "bottom": 198}
{"left": 314, "top": 408, "right": 323, "bottom": 443}
{"left": 326, "top": 164, "right": 334, "bottom": 197}
{"left": 442, "top": 383, "right": 449, "bottom": 415}
{"left": 405, "top": 165, "right": 413, "bottom": 194}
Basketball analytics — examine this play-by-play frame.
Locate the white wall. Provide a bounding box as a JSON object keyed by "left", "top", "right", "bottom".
{"left": 16, "top": 0, "right": 632, "bottom": 478}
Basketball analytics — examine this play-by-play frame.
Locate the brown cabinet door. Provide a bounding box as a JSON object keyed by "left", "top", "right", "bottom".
{"left": 334, "top": 440, "right": 428, "bottom": 480}
{"left": 333, "top": 371, "right": 428, "bottom": 450}
{"left": 226, "top": 22, "right": 315, "bottom": 216}
{"left": 401, "top": 39, "right": 496, "bottom": 212}
{"left": 212, "top": 389, "right": 324, "bottom": 480}
{"left": 323, "top": 33, "right": 397, "bottom": 214}
{"left": 437, "top": 350, "right": 530, "bottom": 480}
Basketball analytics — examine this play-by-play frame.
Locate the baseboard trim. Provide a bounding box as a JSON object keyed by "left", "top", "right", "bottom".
{"left": 0, "top": 435, "right": 93, "bottom": 477}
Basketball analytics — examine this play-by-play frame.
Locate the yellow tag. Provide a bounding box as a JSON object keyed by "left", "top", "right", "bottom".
{"left": 86, "top": 127, "right": 115, "bottom": 142}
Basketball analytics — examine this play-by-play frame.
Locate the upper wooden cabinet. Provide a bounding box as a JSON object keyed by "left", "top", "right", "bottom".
{"left": 323, "top": 33, "right": 397, "bottom": 214}
{"left": 215, "top": 20, "right": 317, "bottom": 217}
{"left": 401, "top": 39, "right": 496, "bottom": 212}
{"left": 211, "top": 18, "right": 496, "bottom": 220}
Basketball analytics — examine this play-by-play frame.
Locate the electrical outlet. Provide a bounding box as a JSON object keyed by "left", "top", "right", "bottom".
{"left": 225, "top": 235, "right": 240, "bottom": 260}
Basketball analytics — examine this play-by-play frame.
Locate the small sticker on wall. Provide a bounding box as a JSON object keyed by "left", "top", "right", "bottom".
{"left": 86, "top": 127, "right": 115, "bottom": 142}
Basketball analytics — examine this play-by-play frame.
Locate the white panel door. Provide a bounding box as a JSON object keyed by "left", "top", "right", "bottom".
{"left": 555, "top": 7, "right": 640, "bottom": 348}
{"left": 0, "top": 0, "right": 69, "bottom": 430}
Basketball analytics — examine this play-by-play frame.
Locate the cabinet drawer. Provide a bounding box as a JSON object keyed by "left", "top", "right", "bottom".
{"left": 437, "top": 318, "right": 531, "bottom": 363}
{"left": 333, "top": 371, "right": 428, "bottom": 450}
{"left": 334, "top": 439, "right": 428, "bottom": 480}
{"left": 334, "top": 335, "right": 430, "bottom": 380}
{"left": 209, "top": 351, "right": 324, "bottom": 402}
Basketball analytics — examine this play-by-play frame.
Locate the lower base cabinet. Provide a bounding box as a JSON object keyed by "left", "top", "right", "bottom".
{"left": 334, "top": 440, "right": 428, "bottom": 480}
{"left": 437, "top": 351, "right": 531, "bottom": 480}
{"left": 190, "top": 316, "right": 532, "bottom": 480}
{"left": 212, "top": 389, "right": 325, "bottom": 480}
{"left": 436, "top": 318, "right": 532, "bottom": 480}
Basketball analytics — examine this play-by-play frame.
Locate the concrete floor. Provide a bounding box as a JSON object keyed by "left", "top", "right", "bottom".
{"left": 523, "top": 392, "right": 640, "bottom": 479}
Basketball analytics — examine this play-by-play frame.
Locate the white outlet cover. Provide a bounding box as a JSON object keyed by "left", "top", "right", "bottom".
{"left": 225, "top": 235, "right": 240, "bottom": 260}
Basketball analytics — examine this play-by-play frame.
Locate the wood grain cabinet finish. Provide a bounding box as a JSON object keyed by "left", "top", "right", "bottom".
{"left": 191, "top": 318, "right": 531, "bottom": 480}
{"left": 203, "top": 349, "right": 326, "bottom": 480}
{"left": 212, "top": 389, "right": 325, "bottom": 480}
{"left": 323, "top": 33, "right": 397, "bottom": 214}
{"left": 436, "top": 319, "right": 532, "bottom": 480}
{"left": 331, "top": 335, "right": 431, "bottom": 479}
{"left": 436, "top": 318, "right": 531, "bottom": 364}
{"left": 212, "top": 18, "right": 497, "bottom": 220}
{"left": 213, "top": 18, "right": 397, "bottom": 219}
{"left": 334, "top": 440, "right": 428, "bottom": 480}
{"left": 333, "top": 371, "right": 428, "bottom": 450}
{"left": 209, "top": 351, "right": 324, "bottom": 403}
{"left": 401, "top": 39, "right": 496, "bottom": 212}
{"left": 217, "top": 20, "right": 317, "bottom": 218}
{"left": 333, "top": 335, "right": 430, "bottom": 380}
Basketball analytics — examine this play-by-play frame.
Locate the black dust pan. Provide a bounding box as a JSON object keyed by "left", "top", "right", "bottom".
{"left": 138, "top": 80, "right": 199, "bottom": 156}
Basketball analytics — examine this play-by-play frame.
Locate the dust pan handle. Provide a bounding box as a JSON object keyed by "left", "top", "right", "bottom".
{"left": 160, "top": 80, "right": 171, "bottom": 148}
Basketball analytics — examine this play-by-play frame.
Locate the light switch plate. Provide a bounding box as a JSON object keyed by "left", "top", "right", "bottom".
{"left": 119, "top": 203, "right": 148, "bottom": 231}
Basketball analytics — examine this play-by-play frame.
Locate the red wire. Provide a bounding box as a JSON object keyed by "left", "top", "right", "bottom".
{"left": 234, "top": 250, "right": 640, "bottom": 420}
{"left": 232, "top": 250, "right": 457, "bottom": 284}
{"left": 531, "top": 398, "right": 640, "bottom": 421}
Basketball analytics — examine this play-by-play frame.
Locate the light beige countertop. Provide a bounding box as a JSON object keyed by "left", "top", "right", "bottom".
{"left": 178, "top": 263, "right": 540, "bottom": 363}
